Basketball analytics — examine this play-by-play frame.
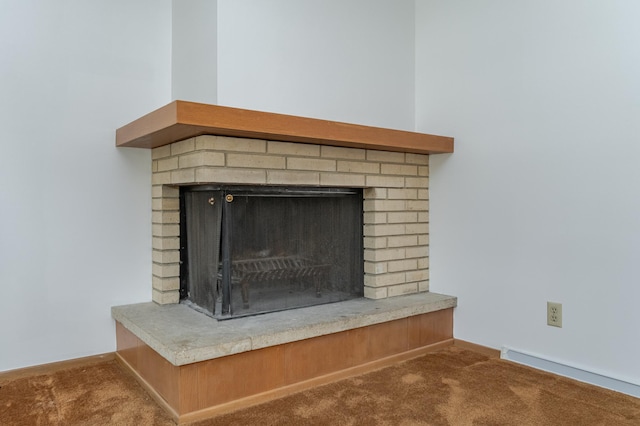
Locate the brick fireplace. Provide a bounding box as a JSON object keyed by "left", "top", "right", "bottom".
{"left": 112, "top": 101, "right": 457, "bottom": 423}
{"left": 151, "top": 134, "right": 432, "bottom": 306}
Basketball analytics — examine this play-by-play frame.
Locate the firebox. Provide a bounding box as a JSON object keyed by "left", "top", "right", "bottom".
{"left": 180, "top": 185, "right": 364, "bottom": 319}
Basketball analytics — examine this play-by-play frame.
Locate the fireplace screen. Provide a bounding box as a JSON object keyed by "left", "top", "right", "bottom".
{"left": 180, "top": 186, "right": 363, "bottom": 319}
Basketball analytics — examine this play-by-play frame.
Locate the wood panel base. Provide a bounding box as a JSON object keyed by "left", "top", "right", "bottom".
{"left": 116, "top": 307, "right": 454, "bottom": 424}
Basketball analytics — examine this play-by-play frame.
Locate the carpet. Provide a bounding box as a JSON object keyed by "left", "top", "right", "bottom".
{"left": 2, "top": 346, "right": 639, "bottom": 425}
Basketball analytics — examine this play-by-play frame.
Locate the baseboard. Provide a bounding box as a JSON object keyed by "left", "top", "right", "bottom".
{"left": 453, "top": 339, "right": 500, "bottom": 358}
{"left": 501, "top": 346, "right": 640, "bottom": 398}
{"left": 0, "top": 353, "right": 115, "bottom": 386}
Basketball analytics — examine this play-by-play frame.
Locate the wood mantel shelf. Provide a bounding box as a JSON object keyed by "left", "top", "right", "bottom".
{"left": 116, "top": 101, "right": 454, "bottom": 154}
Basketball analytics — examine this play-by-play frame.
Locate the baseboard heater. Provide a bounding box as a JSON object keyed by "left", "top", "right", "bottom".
{"left": 501, "top": 346, "right": 640, "bottom": 398}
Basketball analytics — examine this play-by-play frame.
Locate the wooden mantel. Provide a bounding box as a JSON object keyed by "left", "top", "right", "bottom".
{"left": 116, "top": 101, "right": 453, "bottom": 154}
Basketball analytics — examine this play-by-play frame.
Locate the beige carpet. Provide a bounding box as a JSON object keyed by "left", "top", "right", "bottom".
{"left": 2, "top": 346, "right": 639, "bottom": 425}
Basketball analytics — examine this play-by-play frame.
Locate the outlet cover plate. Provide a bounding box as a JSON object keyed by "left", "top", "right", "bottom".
{"left": 547, "top": 302, "right": 562, "bottom": 328}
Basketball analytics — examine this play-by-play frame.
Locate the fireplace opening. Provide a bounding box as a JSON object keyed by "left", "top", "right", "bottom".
{"left": 179, "top": 185, "right": 364, "bottom": 319}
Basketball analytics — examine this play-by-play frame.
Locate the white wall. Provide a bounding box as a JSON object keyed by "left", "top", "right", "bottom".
{"left": 172, "top": 0, "right": 218, "bottom": 103}
{"left": 0, "top": 0, "right": 171, "bottom": 372}
{"left": 217, "top": 0, "right": 416, "bottom": 130}
{"left": 0, "top": 0, "right": 416, "bottom": 372}
{"left": 417, "top": 0, "right": 640, "bottom": 385}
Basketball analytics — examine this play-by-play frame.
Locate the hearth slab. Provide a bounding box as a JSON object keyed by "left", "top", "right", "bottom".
{"left": 111, "top": 292, "right": 456, "bottom": 366}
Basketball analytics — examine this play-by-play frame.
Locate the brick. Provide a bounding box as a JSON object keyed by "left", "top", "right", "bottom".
{"left": 152, "top": 161, "right": 158, "bottom": 172}
{"left": 363, "top": 199, "right": 406, "bottom": 212}
{"left": 151, "top": 185, "right": 163, "bottom": 198}
{"left": 152, "top": 224, "right": 180, "bottom": 238}
{"left": 380, "top": 163, "right": 418, "bottom": 176}
{"left": 363, "top": 223, "right": 405, "bottom": 237}
{"left": 268, "top": 141, "right": 320, "bottom": 157}
{"left": 320, "top": 173, "right": 365, "bottom": 187}
{"left": 387, "top": 282, "right": 418, "bottom": 297}
{"left": 418, "top": 235, "right": 430, "bottom": 246}
{"left": 406, "top": 246, "right": 429, "bottom": 258}
{"left": 363, "top": 212, "right": 386, "bottom": 224}
{"left": 152, "top": 289, "right": 180, "bottom": 305}
{"left": 364, "top": 286, "right": 387, "bottom": 299}
{"left": 194, "top": 135, "right": 216, "bottom": 150}
{"left": 405, "top": 177, "right": 429, "bottom": 188}
{"left": 387, "top": 259, "right": 418, "bottom": 273}
{"left": 227, "top": 153, "right": 285, "bottom": 169}
{"left": 337, "top": 160, "right": 380, "bottom": 174}
{"left": 406, "top": 223, "right": 428, "bottom": 235}
{"left": 417, "top": 257, "right": 430, "bottom": 269}
{"left": 152, "top": 171, "right": 171, "bottom": 185}
{"left": 152, "top": 249, "right": 181, "bottom": 264}
{"left": 405, "top": 153, "right": 429, "bottom": 165}
{"left": 364, "top": 272, "right": 406, "bottom": 287}
{"left": 179, "top": 151, "right": 225, "bottom": 168}
{"left": 407, "top": 200, "right": 429, "bottom": 211}
{"left": 152, "top": 197, "right": 179, "bottom": 211}
{"left": 152, "top": 262, "right": 180, "bottom": 278}
{"left": 207, "top": 136, "right": 266, "bottom": 153}
{"left": 161, "top": 185, "right": 180, "bottom": 198}
{"left": 388, "top": 212, "right": 418, "bottom": 224}
{"left": 152, "top": 276, "right": 180, "bottom": 292}
{"left": 321, "top": 146, "right": 365, "bottom": 160}
{"left": 363, "top": 187, "right": 387, "bottom": 199}
{"left": 418, "top": 189, "right": 429, "bottom": 200}
{"left": 406, "top": 269, "right": 429, "bottom": 282}
{"left": 388, "top": 188, "right": 418, "bottom": 200}
{"left": 364, "top": 261, "right": 387, "bottom": 274}
{"left": 366, "top": 150, "right": 404, "bottom": 163}
{"left": 152, "top": 211, "right": 179, "bottom": 224}
{"left": 159, "top": 210, "right": 180, "bottom": 224}
{"left": 157, "top": 157, "right": 178, "bottom": 172}
{"left": 170, "top": 168, "right": 195, "bottom": 184}
{"left": 171, "top": 138, "right": 195, "bottom": 156}
{"left": 418, "top": 281, "right": 430, "bottom": 292}
{"left": 363, "top": 237, "right": 387, "bottom": 249}
{"left": 152, "top": 145, "right": 171, "bottom": 159}
{"left": 287, "top": 157, "right": 336, "bottom": 172}
{"left": 387, "top": 235, "right": 418, "bottom": 248}
{"left": 152, "top": 237, "right": 180, "bottom": 250}
{"left": 364, "top": 247, "right": 405, "bottom": 262}
{"left": 196, "top": 167, "right": 266, "bottom": 184}
{"left": 418, "top": 212, "right": 429, "bottom": 223}
{"left": 266, "top": 170, "right": 319, "bottom": 185}
{"left": 366, "top": 175, "right": 404, "bottom": 188}
{"left": 418, "top": 166, "right": 429, "bottom": 176}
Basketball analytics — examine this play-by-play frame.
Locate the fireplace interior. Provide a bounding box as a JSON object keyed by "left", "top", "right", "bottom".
{"left": 180, "top": 185, "right": 364, "bottom": 318}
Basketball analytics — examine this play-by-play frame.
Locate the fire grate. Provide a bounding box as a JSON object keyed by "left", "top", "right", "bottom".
{"left": 218, "top": 256, "right": 330, "bottom": 308}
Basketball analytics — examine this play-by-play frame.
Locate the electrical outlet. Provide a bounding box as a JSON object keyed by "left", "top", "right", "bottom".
{"left": 547, "top": 302, "right": 562, "bottom": 328}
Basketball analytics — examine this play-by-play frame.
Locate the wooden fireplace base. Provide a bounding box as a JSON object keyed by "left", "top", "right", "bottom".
{"left": 115, "top": 307, "right": 453, "bottom": 424}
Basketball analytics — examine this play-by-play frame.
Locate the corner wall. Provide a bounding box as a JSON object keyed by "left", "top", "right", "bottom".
{"left": 416, "top": 0, "right": 640, "bottom": 387}
{"left": 217, "top": 0, "right": 416, "bottom": 130}
{"left": 0, "top": 0, "right": 417, "bottom": 372}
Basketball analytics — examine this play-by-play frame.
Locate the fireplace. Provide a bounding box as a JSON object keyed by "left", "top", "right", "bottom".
{"left": 180, "top": 185, "right": 363, "bottom": 318}
{"left": 113, "top": 102, "right": 456, "bottom": 423}
{"left": 150, "top": 133, "right": 433, "bottom": 307}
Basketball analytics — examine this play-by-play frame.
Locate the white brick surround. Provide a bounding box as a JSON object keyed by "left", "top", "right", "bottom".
{"left": 151, "top": 135, "right": 429, "bottom": 305}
